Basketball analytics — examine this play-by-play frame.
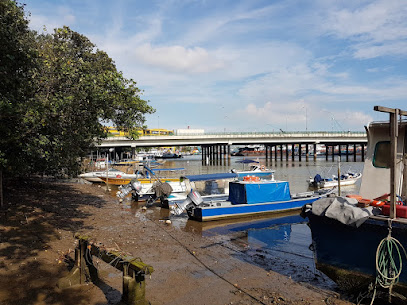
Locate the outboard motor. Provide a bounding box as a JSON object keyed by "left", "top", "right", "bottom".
{"left": 146, "top": 182, "right": 173, "bottom": 206}
{"left": 171, "top": 190, "right": 203, "bottom": 216}
{"left": 313, "top": 174, "right": 322, "bottom": 187}
{"left": 116, "top": 179, "right": 143, "bottom": 199}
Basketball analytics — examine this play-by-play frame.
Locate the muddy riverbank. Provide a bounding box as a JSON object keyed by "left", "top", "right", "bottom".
{"left": 0, "top": 179, "right": 353, "bottom": 305}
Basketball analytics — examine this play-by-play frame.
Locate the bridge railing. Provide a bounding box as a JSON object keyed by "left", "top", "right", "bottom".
{"left": 103, "top": 131, "right": 366, "bottom": 141}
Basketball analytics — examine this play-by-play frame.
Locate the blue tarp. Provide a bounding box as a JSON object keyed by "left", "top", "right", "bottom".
{"left": 228, "top": 181, "right": 291, "bottom": 204}
{"left": 182, "top": 173, "right": 238, "bottom": 182}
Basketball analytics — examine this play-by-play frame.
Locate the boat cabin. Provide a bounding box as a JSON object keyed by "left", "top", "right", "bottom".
{"left": 359, "top": 115, "right": 407, "bottom": 205}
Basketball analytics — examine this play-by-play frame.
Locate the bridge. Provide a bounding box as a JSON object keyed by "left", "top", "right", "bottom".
{"left": 96, "top": 131, "right": 368, "bottom": 162}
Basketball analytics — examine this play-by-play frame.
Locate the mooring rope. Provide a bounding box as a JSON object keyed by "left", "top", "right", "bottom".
{"left": 359, "top": 220, "right": 407, "bottom": 305}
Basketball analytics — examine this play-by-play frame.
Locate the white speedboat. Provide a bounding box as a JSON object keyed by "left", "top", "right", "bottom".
{"left": 79, "top": 168, "right": 127, "bottom": 183}
{"left": 308, "top": 171, "right": 362, "bottom": 188}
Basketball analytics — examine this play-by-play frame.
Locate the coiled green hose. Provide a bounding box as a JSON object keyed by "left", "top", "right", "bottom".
{"left": 375, "top": 235, "right": 406, "bottom": 288}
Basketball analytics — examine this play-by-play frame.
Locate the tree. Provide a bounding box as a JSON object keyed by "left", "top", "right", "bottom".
{"left": 0, "top": 2, "right": 155, "bottom": 180}
{"left": 27, "top": 26, "right": 154, "bottom": 176}
{"left": 0, "top": 0, "right": 38, "bottom": 206}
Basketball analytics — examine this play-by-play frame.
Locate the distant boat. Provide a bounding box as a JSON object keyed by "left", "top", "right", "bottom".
{"left": 231, "top": 160, "right": 275, "bottom": 179}
{"left": 79, "top": 168, "right": 127, "bottom": 183}
{"left": 155, "top": 153, "right": 182, "bottom": 159}
{"left": 307, "top": 172, "right": 362, "bottom": 188}
{"left": 231, "top": 146, "right": 265, "bottom": 156}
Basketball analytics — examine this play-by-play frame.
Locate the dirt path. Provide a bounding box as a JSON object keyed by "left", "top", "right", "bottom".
{"left": 0, "top": 180, "right": 353, "bottom": 305}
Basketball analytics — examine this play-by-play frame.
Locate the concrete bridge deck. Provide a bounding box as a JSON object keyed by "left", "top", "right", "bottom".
{"left": 97, "top": 131, "right": 367, "bottom": 148}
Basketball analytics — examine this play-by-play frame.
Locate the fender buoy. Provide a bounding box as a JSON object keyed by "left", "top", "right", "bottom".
{"left": 116, "top": 174, "right": 122, "bottom": 178}
{"left": 347, "top": 194, "right": 362, "bottom": 200}
{"left": 370, "top": 200, "right": 385, "bottom": 207}
{"left": 260, "top": 165, "right": 266, "bottom": 171}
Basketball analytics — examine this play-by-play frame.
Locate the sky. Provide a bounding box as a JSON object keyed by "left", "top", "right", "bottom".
{"left": 23, "top": 0, "right": 407, "bottom": 132}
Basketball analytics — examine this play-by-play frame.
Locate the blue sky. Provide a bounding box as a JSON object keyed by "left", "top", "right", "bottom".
{"left": 23, "top": 0, "right": 407, "bottom": 132}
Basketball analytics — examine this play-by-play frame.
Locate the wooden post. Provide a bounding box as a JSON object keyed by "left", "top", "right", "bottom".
{"left": 389, "top": 109, "right": 399, "bottom": 219}
{"left": 105, "top": 154, "right": 109, "bottom": 191}
{"left": 59, "top": 235, "right": 153, "bottom": 305}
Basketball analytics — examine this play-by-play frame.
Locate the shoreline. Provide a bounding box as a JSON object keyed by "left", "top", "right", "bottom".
{"left": 0, "top": 179, "right": 352, "bottom": 305}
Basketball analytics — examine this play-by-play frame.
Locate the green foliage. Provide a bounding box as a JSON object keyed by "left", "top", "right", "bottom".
{"left": 0, "top": 0, "right": 37, "bottom": 172}
{"left": 0, "top": 1, "right": 155, "bottom": 177}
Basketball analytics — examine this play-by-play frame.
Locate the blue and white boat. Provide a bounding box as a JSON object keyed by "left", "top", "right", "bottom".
{"left": 171, "top": 179, "right": 334, "bottom": 222}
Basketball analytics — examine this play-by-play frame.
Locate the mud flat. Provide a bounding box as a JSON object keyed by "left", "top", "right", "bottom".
{"left": 0, "top": 180, "right": 353, "bottom": 305}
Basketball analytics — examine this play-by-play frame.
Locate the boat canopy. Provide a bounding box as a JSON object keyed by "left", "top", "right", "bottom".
{"left": 182, "top": 173, "right": 238, "bottom": 182}
{"left": 236, "top": 159, "right": 259, "bottom": 164}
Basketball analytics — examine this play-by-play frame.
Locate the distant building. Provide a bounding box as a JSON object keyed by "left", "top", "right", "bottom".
{"left": 175, "top": 129, "right": 205, "bottom": 135}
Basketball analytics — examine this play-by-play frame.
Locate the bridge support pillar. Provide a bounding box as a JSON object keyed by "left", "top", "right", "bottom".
{"left": 338, "top": 144, "right": 342, "bottom": 160}
{"left": 131, "top": 146, "right": 136, "bottom": 160}
{"left": 280, "top": 144, "right": 283, "bottom": 161}
{"left": 305, "top": 144, "right": 309, "bottom": 161}
{"left": 361, "top": 143, "right": 365, "bottom": 161}
{"left": 265, "top": 146, "right": 269, "bottom": 161}
{"left": 325, "top": 145, "right": 329, "bottom": 161}
{"left": 346, "top": 144, "right": 349, "bottom": 162}
{"left": 274, "top": 145, "right": 278, "bottom": 161}
{"left": 298, "top": 144, "right": 302, "bottom": 161}
{"left": 353, "top": 144, "right": 357, "bottom": 162}
{"left": 332, "top": 145, "right": 335, "bottom": 161}
{"left": 285, "top": 144, "right": 289, "bottom": 160}
{"left": 313, "top": 143, "right": 317, "bottom": 160}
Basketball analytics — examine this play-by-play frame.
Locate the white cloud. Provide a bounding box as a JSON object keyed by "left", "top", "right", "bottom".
{"left": 324, "top": 0, "right": 407, "bottom": 59}
{"left": 133, "top": 43, "right": 225, "bottom": 74}
{"left": 28, "top": 6, "right": 76, "bottom": 33}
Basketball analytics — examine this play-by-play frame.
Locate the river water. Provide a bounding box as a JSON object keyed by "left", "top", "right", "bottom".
{"left": 117, "top": 154, "right": 365, "bottom": 292}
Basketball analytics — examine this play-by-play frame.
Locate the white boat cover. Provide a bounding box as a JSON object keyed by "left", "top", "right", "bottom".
{"left": 311, "top": 197, "right": 378, "bottom": 227}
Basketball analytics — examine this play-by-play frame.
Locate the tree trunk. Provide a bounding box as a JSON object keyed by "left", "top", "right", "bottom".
{"left": 0, "top": 169, "right": 3, "bottom": 209}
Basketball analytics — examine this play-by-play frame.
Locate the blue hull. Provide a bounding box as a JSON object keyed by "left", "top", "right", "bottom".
{"left": 307, "top": 213, "right": 407, "bottom": 286}
{"left": 188, "top": 197, "right": 320, "bottom": 222}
